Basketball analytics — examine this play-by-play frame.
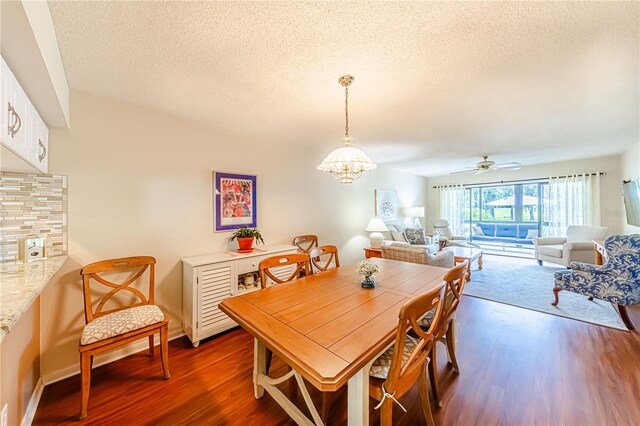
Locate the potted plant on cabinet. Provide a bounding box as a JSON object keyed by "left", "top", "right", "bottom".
{"left": 228, "top": 227, "right": 265, "bottom": 252}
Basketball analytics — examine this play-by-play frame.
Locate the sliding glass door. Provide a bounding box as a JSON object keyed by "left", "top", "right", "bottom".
{"left": 464, "top": 182, "right": 547, "bottom": 242}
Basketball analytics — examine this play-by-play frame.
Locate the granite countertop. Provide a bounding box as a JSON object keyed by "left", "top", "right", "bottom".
{"left": 0, "top": 256, "right": 68, "bottom": 344}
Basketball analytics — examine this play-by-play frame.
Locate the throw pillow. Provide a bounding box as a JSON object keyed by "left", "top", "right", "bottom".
{"left": 404, "top": 228, "right": 427, "bottom": 245}
{"left": 526, "top": 229, "right": 539, "bottom": 239}
{"left": 387, "top": 225, "right": 407, "bottom": 242}
{"left": 473, "top": 226, "right": 485, "bottom": 236}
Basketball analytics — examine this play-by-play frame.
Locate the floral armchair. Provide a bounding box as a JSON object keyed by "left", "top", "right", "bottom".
{"left": 552, "top": 234, "right": 640, "bottom": 330}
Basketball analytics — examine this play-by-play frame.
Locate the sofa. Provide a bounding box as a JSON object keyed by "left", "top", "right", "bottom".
{"left": 471, "top": 222, "right": 539, "bottom": 245}
{"left": 386, "top": 224, "right": 439, "bottom": 254}
{"left": 534, "top": 225, "right": 609, "bottom": 267}
{"left": 381, "top": 243, "right": 454, "bottom": 268}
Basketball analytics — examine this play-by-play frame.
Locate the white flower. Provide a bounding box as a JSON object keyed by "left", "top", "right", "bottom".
{"left": 356, "top": 260, "right": 379, "bottom": 277}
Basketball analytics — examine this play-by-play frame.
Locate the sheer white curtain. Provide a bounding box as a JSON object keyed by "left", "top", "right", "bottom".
{"left": 545, "top": 173, "right": 601, "bottom": 236}
{"left": 435, "top": 185, "right": 466, "bottom": 236}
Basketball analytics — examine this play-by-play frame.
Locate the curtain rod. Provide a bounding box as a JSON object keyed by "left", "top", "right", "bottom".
{"left": 432, "top": 172, "right": 606, "bottom": 189}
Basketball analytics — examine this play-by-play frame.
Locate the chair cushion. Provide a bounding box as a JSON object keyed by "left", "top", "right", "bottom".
{"left": 538, "top": 244, "right": 563, "bottom": 258}
{"left": 81, "top": 305, "right": 164, "bottom": 345}
{"left": 369, "top": 335, "right": 420, "bottom": 379}
{"left": 418, "top": 308, "right": 436, "bottom": 328}
{"left": 526, "top": 229, "right": 539, "bottom": 239}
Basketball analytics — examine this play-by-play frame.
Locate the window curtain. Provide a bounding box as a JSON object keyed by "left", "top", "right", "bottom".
{"left": 435, "top": 184, "right": 466, "bottom": 236}
{"left": 545, "top": 173, "right": 601, "bottom": 236}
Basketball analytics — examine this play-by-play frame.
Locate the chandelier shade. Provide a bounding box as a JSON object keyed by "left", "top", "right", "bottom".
{"left": 317, "top": 75, "right": 376, "bottom": 184}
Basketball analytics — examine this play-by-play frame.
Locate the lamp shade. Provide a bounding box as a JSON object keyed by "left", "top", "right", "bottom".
{"left": 403, "top": 207, "right": 425, "bottom": 218}
{"left": 365, "top": 217, "right": 389, "bottom": 232}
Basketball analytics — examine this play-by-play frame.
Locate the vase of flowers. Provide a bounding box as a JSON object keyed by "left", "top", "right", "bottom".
{"left": 356, "top": 260, "right": 379, "bottom": 288}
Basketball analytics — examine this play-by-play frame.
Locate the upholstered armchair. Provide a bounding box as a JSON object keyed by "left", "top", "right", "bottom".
{"left": 381, "top": 242, "right": 454, "bottom": 268}
{"left": 552, "top": 234, "right": 640, "bottom": 330}
{"left": 432, "top": 219, "right": 465, "bottom": 242}
{"left": 534, "top": 225, "right": 609, "bottom": 267}
{"left": 432, "top": 219, "right": 479, "bottom": 248}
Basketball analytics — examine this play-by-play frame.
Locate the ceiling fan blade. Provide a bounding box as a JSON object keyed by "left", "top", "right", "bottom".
{"left": 475, "top": 169, "right": 487, "bottom": 175}
{"left": 450, "top": 169, "right": 477, "bottom": 175}
{"left": 494, "top": 162, "right": 522, "bottom": 169}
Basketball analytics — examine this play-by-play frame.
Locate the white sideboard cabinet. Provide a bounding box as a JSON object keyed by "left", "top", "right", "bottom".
{"left": 1, "top": 56, "right": 49, "bottom": 173}
{"left": 182, "top": 244, "right": 298, "bottom": 347}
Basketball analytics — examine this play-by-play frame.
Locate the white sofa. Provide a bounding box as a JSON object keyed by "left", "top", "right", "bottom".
{"left": 386, "top": 224, "right": 439, "bottom": 254}
{"left": 533, "top": 225, "right": 609, "bottom": 267}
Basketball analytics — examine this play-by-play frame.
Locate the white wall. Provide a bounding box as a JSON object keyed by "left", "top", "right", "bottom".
{"left": 39, "top": 90, "right": 428, "bottom": 382}
{"left": 621, "top": 141, "right": 640, "bottom": 234}
{"left": 426, "top": 155, "right": 624, "bottom": 234}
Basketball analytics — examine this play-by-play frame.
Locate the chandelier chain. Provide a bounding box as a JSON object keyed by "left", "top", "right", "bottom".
{"left": 344, "top": 86, "right": 349, "bottom": 138}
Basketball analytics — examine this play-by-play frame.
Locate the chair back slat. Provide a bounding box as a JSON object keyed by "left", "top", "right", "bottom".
{"left": 309, "top": 245, "right": 340, "bottom": 273}
{"left": 438, "top": 260, "right": 468, "bottom": 332}
{"left": 259, "top": 253, "right": 310, "bottom": 288}
{"left": 292, "top": 235, "right": 319, "bottom": 254}
{"left": 80, "top": 256, "right": 156, "bottom": 323}
{"left": 384, "top": 283, "right": 446, "bottom": 392}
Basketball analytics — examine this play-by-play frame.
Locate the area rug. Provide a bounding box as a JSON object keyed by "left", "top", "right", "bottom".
{"left": 463, "top": 255, "right": 627, "bottom": 330}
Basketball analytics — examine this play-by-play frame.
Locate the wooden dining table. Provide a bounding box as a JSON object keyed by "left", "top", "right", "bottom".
{"left": 219, "top": 257, "right": 449, "bottom": 425}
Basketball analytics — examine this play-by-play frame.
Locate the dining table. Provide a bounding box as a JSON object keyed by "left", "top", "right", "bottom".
{"left": 219, "top": 257, "right": 449, "bottom": 426}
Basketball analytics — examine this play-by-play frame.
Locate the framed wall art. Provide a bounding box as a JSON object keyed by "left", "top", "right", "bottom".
{"left": 213, "top": 171, "right": 257, "bottom": 232}
{"left": 375, "top": 189, "right": 398, "bottom": 221}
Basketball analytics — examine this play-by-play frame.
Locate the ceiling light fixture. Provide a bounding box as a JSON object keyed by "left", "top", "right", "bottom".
{"left": 317, "top": 75, "right": 376, "bottom": 184}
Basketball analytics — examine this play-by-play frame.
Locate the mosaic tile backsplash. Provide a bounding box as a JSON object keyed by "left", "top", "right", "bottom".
{"left": 0, "top": 172, "right": 68, "bottom": 262}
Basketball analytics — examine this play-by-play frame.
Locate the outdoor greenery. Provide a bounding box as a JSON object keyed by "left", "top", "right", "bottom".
{"left": 228, "top": 227, "right": 265, "bottom": 244}
{"left": 463, "top": 183, "right": 542, "bottom": 223}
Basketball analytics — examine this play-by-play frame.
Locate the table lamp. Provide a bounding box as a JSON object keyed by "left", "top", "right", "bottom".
{"left": 403, "top": 206, "right": 425, "bottom": 228}
{"left": 365, "top": 217, "right": 389, "bottom": 248}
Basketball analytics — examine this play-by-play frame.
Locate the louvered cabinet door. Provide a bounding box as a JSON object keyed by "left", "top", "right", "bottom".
{"left": 196, "top": 261, "right": 236, "bottom": 341}
{"left": 262, "top": 264, "right": 297, "bottom": 287}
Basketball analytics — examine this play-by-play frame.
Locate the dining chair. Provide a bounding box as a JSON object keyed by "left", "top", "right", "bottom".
{"left": 78, "top": 256, "right": 170, "bottom": 419}
{"left": 309, "top": 245, "right": 340, "bottom": 273}
{"left": 292, "top": 234, "right": 319, "bottom": 254}
{"left": 258, "top": 253, "right": 311, "bottom": 288}
{"left": 369, "top": 282, "right": 447, "bottom": 426}
{"left": 258, "top": 253, "right": 310, "bottom": 376}
{"left": 418, "top": 261, "right": 468, "bottom": 407}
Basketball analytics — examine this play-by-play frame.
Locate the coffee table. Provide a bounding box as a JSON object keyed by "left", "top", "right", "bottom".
{"left": 443, "top": 246, "right": 484, "bottom": 280}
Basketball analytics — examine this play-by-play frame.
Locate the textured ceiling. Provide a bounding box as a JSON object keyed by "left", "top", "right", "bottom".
{"left": 48, "top": 1, "right": 639, "bottom": 177}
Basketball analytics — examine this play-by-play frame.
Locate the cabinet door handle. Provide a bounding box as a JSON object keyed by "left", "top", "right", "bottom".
{"left": 38, "top": 139, "right": 47, "bottom": 162}
{"left": 7, "top": 102, "right": 21, "bottom": 138}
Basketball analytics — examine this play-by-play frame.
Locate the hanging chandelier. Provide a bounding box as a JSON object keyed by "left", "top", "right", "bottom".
{"left": 317, "top": 75, "right": 376, "bottom": 184}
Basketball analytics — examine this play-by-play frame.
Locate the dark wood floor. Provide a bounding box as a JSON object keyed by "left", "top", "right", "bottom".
{"left": 34, "top": 296, "right": 640, "bottom": 426}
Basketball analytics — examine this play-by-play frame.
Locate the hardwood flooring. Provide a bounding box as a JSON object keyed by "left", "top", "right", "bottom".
{"left": 34, "top": 297, "right": 640, "bottom": 425}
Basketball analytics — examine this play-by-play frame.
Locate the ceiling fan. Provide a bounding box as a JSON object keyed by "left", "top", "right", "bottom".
{"left": 450, "top": 155, "right": 522, "bottom": 175}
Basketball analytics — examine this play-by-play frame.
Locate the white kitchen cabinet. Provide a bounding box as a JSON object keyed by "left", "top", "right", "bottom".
{"left": 182, "top": 244, "right": 298, "bottom": 347}
{"left": 1, "top": 56, "right": 49, "bottom": 173}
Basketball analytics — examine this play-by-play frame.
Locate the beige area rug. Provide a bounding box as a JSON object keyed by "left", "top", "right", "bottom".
{"left": 462, "top": 254, "right": 627, "bottom": 330}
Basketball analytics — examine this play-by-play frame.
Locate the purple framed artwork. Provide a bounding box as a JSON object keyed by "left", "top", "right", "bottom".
{"left": 213, "top": 172, "right": 257, "bottom": 232}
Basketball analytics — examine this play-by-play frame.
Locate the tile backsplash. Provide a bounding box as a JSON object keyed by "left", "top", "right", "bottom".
{"left": 0, "top": 172, "right": 68, "bottom": 263}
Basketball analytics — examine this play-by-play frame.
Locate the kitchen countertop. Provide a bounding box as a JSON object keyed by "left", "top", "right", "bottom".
{"left": 0, "top": 256, "right": 68, "bottom": 344}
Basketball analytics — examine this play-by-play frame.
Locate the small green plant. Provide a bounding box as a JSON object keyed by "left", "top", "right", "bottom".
{"left": 228, "top": 227, "right": 264, "bottom": 244}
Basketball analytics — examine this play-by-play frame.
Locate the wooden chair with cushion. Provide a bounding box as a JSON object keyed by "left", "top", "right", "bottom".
{"left": 292, "top": 234, "right": 319, "bottom": 254}
{"left": 369, "top": 282, "right": 447, "bottom": 426}
{"left": 258, "top": 253, "right": 311, "bottom": 288}
{"left": 418, "top": 261, "right": 468, "bottom": 407}
{"left": 309, "top": 245, "right": 340, "bottom": 273}
{"left": 78, "top": 256, "right": 170, "bottom": 419}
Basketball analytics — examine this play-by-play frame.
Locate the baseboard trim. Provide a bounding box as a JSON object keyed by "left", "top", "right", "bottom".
{"left": 42, "top": 330, "right": 185, "bottom": 385}
{"left": 20, "top": 377, "right": 44, "bottom": 426}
